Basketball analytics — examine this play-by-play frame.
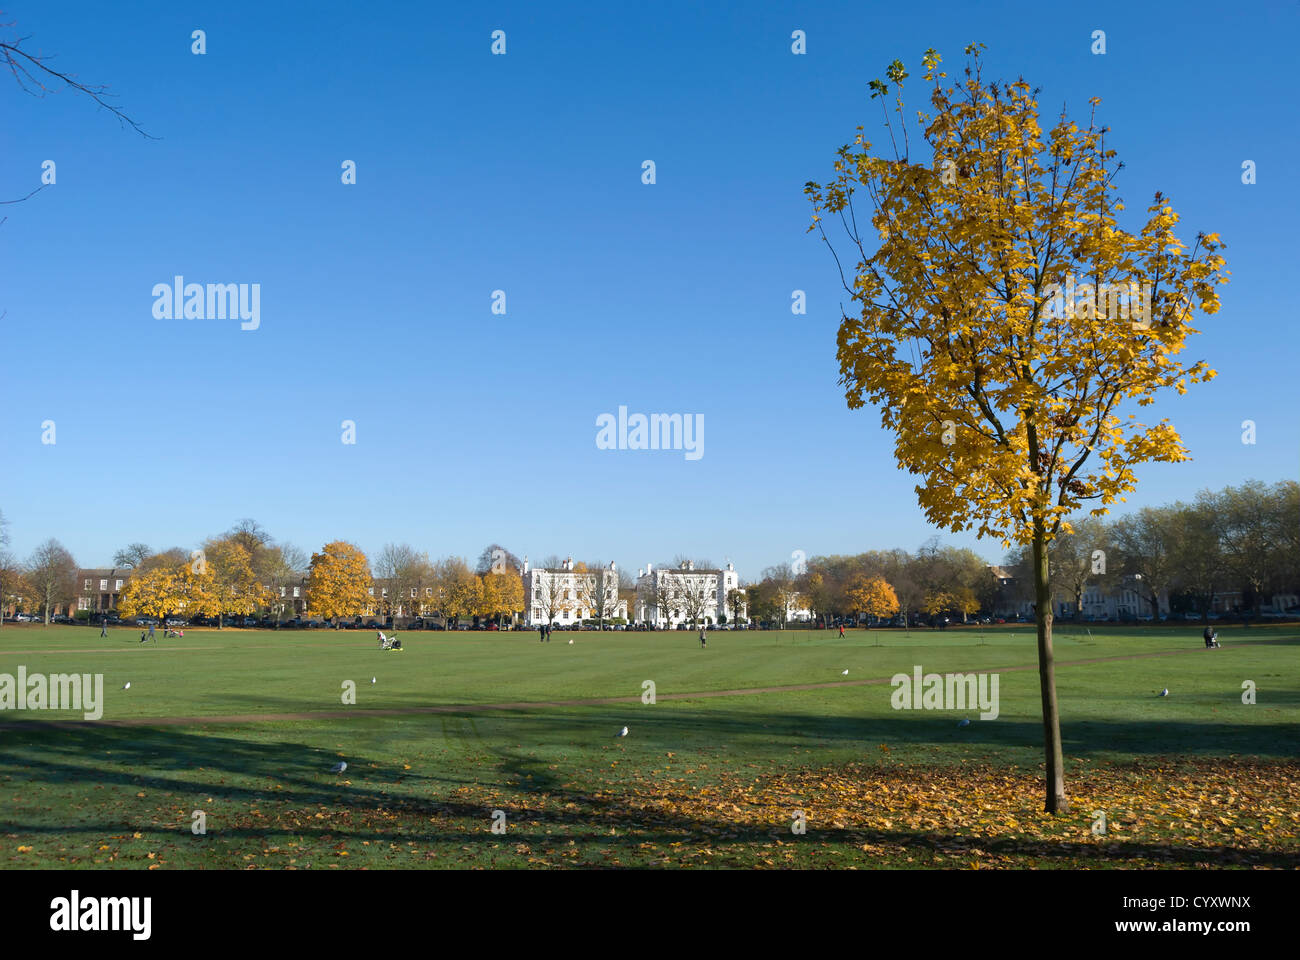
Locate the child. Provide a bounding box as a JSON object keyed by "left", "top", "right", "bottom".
{"left": 1203, "top": 625, "right": 1220, "bottom": 649}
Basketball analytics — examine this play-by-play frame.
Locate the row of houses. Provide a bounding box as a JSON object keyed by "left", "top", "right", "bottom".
{"left": 522, "top": 556, "right": 745, "bottom": 628}
{"left": 59, "top": 557, "right": 749, "bottom": 629}
{"left": 44, "top": 559, "right": 1299, "bottom": 627}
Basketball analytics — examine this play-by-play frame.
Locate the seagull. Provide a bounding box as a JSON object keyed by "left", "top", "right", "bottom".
{"left": 331, "top": 761, "right": 348, "bottom": 773}
{"left": 371, "top": 677, "right": 376, "bottom": 684}
{"left": 568, "top": 638, "right": 574, "bottom": 645}
{"left": 122, "top": 682, "right": 131, "bottom": 690}
{"left": 616, "top": 726, "right": 628, "bottom": 738}
{"left": 1159, "top": 688, "right": 1169, "bottom": 697}
{"left": 841, "top": 669, "right": 849, "bottom": 676}
{"left": 957, "top": 718, "right": 971, "bottom": 727}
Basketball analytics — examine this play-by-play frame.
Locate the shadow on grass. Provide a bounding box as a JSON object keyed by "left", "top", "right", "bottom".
{"left": 2, "top": 720, "right": 1294, "bottom": 869}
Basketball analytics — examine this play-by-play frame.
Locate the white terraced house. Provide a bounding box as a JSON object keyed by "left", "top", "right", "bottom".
{"left": 635, "top": 560, "right": 744, "bottom": 628}
{"left": 521, "top": 556, "right": 627, "bottom": 627}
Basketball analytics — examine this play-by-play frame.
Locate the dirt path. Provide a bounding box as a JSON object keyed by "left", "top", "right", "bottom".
{"left": 0, "top": 642, "right": 1251, "bottom": 730}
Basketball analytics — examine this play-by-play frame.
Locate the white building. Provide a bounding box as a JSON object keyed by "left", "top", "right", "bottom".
{"left": 521, "top": 556, "right": 627, "bottom": 627}
{"left": 635, "top": 560, "right": 744, "bottom": 627}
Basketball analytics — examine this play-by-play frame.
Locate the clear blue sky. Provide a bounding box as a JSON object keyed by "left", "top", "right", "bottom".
{"left": 2, "top": 0, "right": 1296, "bottom": 580}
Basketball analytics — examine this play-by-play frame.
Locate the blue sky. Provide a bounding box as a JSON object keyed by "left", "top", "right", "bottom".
{"left": 1, "top": 0, "right": 1296, "bottom": 579}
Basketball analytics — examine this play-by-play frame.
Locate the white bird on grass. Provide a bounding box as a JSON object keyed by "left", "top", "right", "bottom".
{"left": 1159, "top": 688, "right": 1169, "bottom": 697}
{"left": 122, "top": 682, "right": 131, "bottom": 690}
{"left": 616, "top": 726, "right": 628, "bottom": 738}
{"left": 841, "top": 669, "right": 849, "bottom": 676}
{"left": 331, "top": 761, "right": 348, "bottom": 773}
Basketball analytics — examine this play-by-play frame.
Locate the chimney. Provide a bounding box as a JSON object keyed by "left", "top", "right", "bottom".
{"left": 523, "top": 555, "right": 529, "bottom": 573}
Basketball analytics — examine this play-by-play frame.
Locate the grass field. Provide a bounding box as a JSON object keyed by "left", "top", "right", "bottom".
{"left": 1, "top": 623, "right": 1297, "bottom": 869}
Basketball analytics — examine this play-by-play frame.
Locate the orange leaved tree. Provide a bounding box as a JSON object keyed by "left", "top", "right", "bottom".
{"left": 805, "top": 45, "right": 1227, "bottom": 812}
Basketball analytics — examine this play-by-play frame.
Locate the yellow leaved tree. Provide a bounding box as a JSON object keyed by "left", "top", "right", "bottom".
{"left": 923, "top": 591, "right": 955, "bottom": 618}
{"left": 117, "top": 565, "right": 180, "bottom": 622}
{"left": 845, "top": 575, "right": 900, "bottom": 625}
{"left": 203, "top": 538, "right": 270, "bottom": 628}
{"left": 305, "top": 542, "right": 372, "bottom": 626}
{"left": 805, "top": 45, "right": 1227, "bottom": 812}
{"left": 481, "top": 571, "right": 524, "bottom": 627}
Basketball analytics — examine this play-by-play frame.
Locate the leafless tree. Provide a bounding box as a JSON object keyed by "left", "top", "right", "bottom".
{"left": 112, "top": 542, "right": 153, "bottom": 569}
{"left": 25, "top": 538, "right": 77, "bottom": 624}
{"left": 2, "top": 17, "right": 152, "bottom": 222}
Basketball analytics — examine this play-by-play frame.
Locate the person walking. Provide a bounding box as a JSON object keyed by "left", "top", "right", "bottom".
{"left": 546, "top": 623, "right": 552, "bottom": 642}
{"left": 538, "top": 623, "right": 545, "bottom": 643}
{"left": 100, "top": 615, "right": 108, "bottom": 638}
{"left": 699, "top": 625, "right": 707, "bottom": 649}
{"left": 838, "top": 622, "right": 845, "bottom": 638}
{"left": 147, "top": 621, "right": 156, "bottom": 643}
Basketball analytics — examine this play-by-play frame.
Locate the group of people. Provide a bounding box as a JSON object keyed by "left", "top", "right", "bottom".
{"left": 134, "top": 622, "right": 184, "bottom": 643}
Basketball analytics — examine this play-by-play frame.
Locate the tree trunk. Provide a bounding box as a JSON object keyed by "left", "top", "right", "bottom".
{"left": 1031, "top": 523, "right": 1069, "bottom": 814}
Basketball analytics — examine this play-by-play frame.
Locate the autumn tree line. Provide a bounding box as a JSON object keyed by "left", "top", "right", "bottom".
{"left": 1, "top": 479, "right": 1296, "bottom": 628}
{"left": 0, "top": 519, "right": 530, "bottom": 628}
{"left": 747, "top": 480, "right": 1299, "bottom": 627}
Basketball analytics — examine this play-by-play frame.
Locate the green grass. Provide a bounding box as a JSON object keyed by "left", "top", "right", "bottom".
{"left": 0, "top": 623, "right": 1296, "bottom": 869}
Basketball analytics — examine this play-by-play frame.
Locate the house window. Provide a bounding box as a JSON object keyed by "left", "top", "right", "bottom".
{"left": 78, "top": 597, "right": 89, "bottom": 610}
{"left": 293, "top": 587, "right": 299, "bottom": 598}
{"left": 85, "top": 579, "right": 92, "bottom": 590}
{"left": 280, "top": 586, "right": 286, "bottom": 597}
{"left": 115, "top": 580, "right": 123, "bottom": 590}
{"left": 100, "top": 580, "right": 108, "bottom": 591}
